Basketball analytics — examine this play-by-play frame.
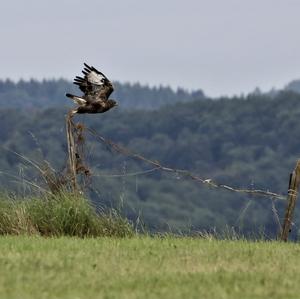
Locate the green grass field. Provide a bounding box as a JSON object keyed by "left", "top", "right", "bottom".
{"left": 0, "top": 236, "right": 299, "bottom": 299}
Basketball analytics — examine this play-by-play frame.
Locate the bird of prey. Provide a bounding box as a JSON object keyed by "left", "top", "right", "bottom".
{"left": 66, "top": 63, "right": 117, "bottom": 116}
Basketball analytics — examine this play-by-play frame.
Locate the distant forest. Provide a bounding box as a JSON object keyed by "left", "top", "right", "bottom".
{"left": 0, "top": 79, "right": 205, "bottom": 110}
{"left": 1, "top": 79, "right": 300, "bottom": 237}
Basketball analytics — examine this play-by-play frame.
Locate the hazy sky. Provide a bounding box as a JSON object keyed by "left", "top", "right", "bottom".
{"left": 1, "top": 0, "right": 300, "bottom": 97}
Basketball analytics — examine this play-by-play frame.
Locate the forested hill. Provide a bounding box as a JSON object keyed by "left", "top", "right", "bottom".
{"left": 1, "top": 90, "right": 300, "bottom": 236}
{"left": 285, "top": 79, "right": 300, "bottom": 94}
{"left": 0, "top": 79, "right": 205, "bottom": 110}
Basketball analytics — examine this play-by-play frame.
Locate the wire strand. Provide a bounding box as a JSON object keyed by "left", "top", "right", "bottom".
{"left": 86, "top": 127, "right": 286, "bottom": 201}
{"left": 91, "top": 167, "right": 160, "bottom": 178}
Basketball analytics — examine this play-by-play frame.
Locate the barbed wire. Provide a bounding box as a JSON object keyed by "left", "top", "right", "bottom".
{"left": 86, "top": 127, "right": 287, "bottom": 201}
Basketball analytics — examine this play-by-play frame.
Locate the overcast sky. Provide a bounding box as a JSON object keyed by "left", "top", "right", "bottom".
{"left": 1, "top": 0, "right": 300, "bottom": 97}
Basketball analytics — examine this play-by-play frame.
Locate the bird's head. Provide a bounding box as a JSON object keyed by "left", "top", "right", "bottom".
{"left": 108, "top": 99, "right": 118, "bottom": 108}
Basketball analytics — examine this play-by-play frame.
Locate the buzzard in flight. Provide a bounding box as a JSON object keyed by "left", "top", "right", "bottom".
{"left": 66, "top": 63, "right": 117, "bottom": 115}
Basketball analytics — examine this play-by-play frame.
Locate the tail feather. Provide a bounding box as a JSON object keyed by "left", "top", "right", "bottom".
{"left": 65, "top": 93, "right": 86, "bottom": 106}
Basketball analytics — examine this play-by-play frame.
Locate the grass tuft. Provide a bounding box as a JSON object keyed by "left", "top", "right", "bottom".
{"left": 0, "top": 192, "right": 133, "bottom": 237}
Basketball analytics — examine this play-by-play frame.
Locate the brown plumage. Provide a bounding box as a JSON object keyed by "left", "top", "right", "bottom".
{"left": 66, "top": 63, "right": 117, "bottom": 115}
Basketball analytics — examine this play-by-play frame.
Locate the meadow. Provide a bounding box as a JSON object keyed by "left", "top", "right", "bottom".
{"left": 0, "top": 236, "right": 299, "bottom": 299}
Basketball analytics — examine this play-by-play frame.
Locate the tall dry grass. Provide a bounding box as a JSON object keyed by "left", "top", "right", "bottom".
{"left": 0, "top": 192, "right": 133, "bottom": 237}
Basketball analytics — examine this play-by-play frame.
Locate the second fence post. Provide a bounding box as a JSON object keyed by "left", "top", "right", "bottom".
{"left": 280, "top": 160, "right": 300, "bottom": 241}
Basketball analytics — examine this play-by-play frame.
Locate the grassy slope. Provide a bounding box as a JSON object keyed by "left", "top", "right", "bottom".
{"left": 0, "top": 237, "right": 299, "bottom": 299}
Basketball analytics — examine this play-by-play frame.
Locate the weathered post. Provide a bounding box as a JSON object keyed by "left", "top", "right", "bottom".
{"left": 280, "top": 160, "right": 300, "bottom": 241}
{"left": 66, "top": 114, "right": 78, "bottom": 192}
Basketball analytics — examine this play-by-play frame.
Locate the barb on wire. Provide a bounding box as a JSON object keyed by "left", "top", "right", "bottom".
{"left": 86, "top": 127, "right": 286, "bottom": 201}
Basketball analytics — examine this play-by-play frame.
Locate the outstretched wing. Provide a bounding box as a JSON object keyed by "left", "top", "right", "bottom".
{"left": 73, "top": 63, "right": 114, "bottom": 101}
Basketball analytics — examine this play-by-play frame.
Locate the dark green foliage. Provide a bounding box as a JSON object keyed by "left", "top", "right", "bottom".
{"left": 2, "top": 83, "right": 300, "bottom": 236}
{"left": 0, "top": 79, "right": 205, "bottom": 110}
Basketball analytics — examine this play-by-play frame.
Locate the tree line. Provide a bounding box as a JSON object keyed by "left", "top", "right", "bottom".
{"left": 1, "top": 81, "right": 300, "bottom": 236}
{"left": 0, "top": 79, "right": 205, "bottom": 110}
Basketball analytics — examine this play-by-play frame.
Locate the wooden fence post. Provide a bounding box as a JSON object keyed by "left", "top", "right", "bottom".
{"left": 280, "top": 160, "right": 300, "bottom": 241}
{"left": 66, "top": 115, "right": 78, "bottom": 192}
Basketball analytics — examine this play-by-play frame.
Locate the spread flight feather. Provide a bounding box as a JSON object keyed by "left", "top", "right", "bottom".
{"left": 66, "top": 63, "right": 117, "bottom": 115}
